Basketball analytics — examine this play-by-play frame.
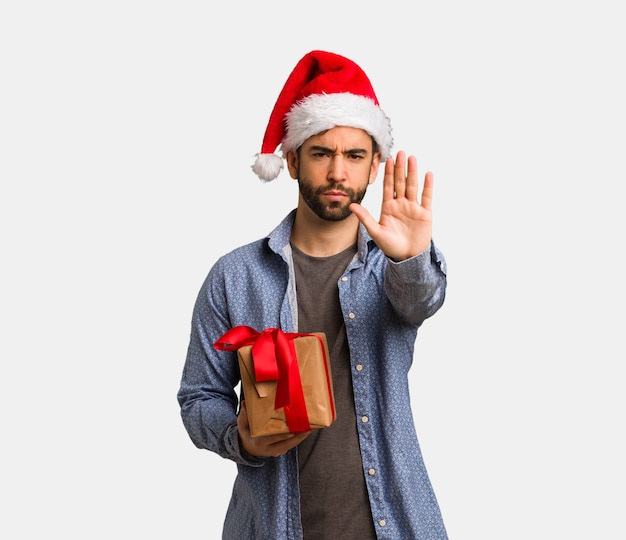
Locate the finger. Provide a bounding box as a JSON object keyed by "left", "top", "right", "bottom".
{"left": 237, "top": 402, "right": 257, "bottom": 455}
{"left": 420, "top": 171, "right": 434, "bottom": 210}
{"left": 260, "top": 431, "right": 301, "bottom": 445}
{"left": 238, "top": 399, "right": 248, "bottom": 421}
{"left": 404, "top": 155, "right": 419, "bottom": 201}
{"left": 393, "top": 151, "right": 407, "bottom": 198}
{"left": 267, "top": 431, "right": 311, "bottom": 457}
{"left": 237, "top": 401, "right": 250, "bottom": 433}
{"left": 382, "top": 157, "right": 395, "bottom": 202}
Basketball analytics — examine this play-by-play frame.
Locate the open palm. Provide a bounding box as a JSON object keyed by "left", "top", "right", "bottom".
{"left": 350, "top": 151, "right": 433, "bottom": 260}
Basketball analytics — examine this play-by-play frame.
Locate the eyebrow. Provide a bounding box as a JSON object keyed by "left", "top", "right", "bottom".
{"left": 308, "top": 145, "right": 368, "bottom": 156}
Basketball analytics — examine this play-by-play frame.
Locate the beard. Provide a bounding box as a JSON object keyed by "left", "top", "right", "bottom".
{"left": 298, "top": 178, "right": 368, "bottom": 222}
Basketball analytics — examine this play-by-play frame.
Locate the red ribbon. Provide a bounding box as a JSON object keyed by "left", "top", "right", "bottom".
{"left": 214, "top": 326, "right": 324, "bottom": 433}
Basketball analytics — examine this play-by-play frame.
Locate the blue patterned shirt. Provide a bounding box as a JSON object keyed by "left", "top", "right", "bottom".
{"left": 178, "top": 210, "right": 449, "bottom": 539}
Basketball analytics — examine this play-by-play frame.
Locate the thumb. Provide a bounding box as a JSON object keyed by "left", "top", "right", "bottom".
{"left": 349, "top": 203, "right": 378, "bottom": 233}
{"left": 238, "top": 400, "right": 250, "bottom": 430}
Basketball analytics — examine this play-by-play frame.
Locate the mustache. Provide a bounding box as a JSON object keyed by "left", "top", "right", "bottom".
{"left": 317, "top": 184, "right": 352, "bottom": 195}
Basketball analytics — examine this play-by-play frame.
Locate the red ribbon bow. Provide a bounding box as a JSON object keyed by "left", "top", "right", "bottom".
{"left": 214, "top": 326, "right": 316, "bottom": 432}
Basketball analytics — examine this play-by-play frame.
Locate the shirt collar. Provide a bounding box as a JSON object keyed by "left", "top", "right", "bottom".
{"left": 267, "top": 209, "right": 376, "bottom": 262}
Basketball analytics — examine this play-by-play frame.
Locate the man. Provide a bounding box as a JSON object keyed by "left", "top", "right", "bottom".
{"left": 178, "top": 50, "right": 448, "bottom": 539}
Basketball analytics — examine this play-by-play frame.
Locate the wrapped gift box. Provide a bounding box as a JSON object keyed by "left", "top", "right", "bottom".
{"left": 214, "top": 327, "right": 336, "bottom": 437}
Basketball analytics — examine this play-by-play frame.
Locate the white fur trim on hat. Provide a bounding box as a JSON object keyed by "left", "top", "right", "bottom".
{"left": 281, "top": 92, "right": 393, "bottom": 160}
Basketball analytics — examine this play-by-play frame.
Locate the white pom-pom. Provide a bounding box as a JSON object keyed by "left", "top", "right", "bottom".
{"left": 252, "top": 153, "right": 284, "bottom": 182}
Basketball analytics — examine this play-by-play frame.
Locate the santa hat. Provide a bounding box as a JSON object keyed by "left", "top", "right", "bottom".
{"left": 252, "top": 50, "right": 393, "bottom": 182}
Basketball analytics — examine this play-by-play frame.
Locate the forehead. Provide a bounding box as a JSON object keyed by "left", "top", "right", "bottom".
{"left": 302, "top": 126, "right": 373, "bottom": 151}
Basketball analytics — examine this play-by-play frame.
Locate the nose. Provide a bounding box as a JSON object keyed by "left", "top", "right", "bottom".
{"left": 327, "top": 154, "right": 347, "bottom": 182}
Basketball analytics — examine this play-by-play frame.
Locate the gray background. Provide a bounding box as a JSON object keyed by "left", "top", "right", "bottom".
{"left": 2, "top": 1, "right": 624, "bottom": 538}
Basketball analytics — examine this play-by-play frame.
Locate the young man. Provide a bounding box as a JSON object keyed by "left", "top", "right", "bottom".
{"left": 178, "top": 50, "right": 448, "bottom": 539}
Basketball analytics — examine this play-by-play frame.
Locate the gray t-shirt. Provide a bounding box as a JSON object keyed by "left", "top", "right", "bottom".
{"left": 292, "top": 243, "right": 377, "bottom": 540}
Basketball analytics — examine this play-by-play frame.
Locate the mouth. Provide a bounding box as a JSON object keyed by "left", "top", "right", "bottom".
{"left": 323, "top": 190, "right": 348, "bottom": 202}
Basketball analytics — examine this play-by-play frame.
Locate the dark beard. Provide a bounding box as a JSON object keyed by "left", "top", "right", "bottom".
{"left": 298, "top": 180, "right": 368, "bottom": 222}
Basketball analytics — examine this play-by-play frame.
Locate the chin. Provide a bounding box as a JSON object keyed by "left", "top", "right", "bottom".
{"left": 318, "top": 208, "right": 353, "bottom": 222}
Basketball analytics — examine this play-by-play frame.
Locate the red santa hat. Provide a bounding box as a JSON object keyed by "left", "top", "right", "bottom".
{"left": 252, "top": 50, "right": 393, "bottom": 182}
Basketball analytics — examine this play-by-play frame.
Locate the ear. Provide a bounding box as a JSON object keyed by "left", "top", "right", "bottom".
{"left": 368, "top": 152, "right": 381, "bottom": 185}
{"left": 286, "top": 150, "right": 299, "bottom": 179}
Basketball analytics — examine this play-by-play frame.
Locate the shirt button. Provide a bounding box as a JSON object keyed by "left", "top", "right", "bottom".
{"left": 348, "top": 312, "right": 355, "bottom": 319}
{"left": 368, "top": 468, "right": 375, "bottom": 475}
{"left": 355, "top": 364, "right": 363, "bottom": 372}
{"left": 361, "top": 416, "right": 369, "bottom": 423}
{"left": 341, "top": 276, "right": 348, "bottom": 282}
{"left": 379, "top": 520, "right": 386, "bottom": 527}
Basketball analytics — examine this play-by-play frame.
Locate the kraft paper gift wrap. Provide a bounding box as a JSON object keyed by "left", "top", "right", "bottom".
{"left": 214, "top": 326, "right": 336, "bottom": 437}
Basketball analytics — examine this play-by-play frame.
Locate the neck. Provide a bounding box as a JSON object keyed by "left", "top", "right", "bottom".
{"left": 290, "top": 205, "right": 359, "bottom": 257}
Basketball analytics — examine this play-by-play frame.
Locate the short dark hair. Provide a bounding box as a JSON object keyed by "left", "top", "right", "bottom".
{"left": 371, "top": 136, "right": 380, "bottom": 155}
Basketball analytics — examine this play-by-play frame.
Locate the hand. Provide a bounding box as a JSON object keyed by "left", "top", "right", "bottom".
{"left": 350, "top": 151, "right": 433, "bottom": 260}
{"left": 237, "top": 400, "right": 311, "bottom": 458}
